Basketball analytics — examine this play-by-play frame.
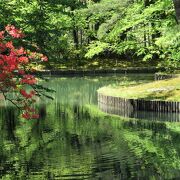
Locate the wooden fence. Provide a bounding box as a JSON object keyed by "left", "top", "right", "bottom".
{"left": 98, "top": 93, "right": 180, "bottom": 121}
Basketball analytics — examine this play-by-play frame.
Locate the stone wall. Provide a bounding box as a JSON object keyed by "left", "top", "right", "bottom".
{"left": 37, "top": 67, "right": 161, "bottom": 76}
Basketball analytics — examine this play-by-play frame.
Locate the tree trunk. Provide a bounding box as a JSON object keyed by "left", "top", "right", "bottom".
{"left": 173, "top": 0, "right": 180, "bottom": 23}
{"left": 73, "top": 29, "right": 79, "bottom": 49}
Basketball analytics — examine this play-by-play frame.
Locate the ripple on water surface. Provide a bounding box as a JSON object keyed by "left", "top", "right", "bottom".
{"left": 0, "top": 74, "right": 180, "bottom": 179}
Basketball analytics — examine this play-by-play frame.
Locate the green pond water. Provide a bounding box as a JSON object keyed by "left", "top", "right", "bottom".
{"left": 0, "top": 74, "right": 180, "bottom": 179}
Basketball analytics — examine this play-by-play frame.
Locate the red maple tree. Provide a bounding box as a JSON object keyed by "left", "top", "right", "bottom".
{"left": 0, "top": 25, "right": 51, "bottom": 119}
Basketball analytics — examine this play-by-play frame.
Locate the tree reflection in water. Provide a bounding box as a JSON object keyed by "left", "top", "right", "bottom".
{"left": 0, "top": 74, "right": 179, "bottom": 179}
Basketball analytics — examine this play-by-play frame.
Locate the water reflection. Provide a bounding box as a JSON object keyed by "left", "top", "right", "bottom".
{"left": 0, "top": 74, "right": 180, "bottom": 179}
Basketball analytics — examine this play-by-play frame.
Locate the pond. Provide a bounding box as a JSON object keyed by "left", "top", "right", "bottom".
{"left": 0, "top": 74, "right": 180, "bottom": 179}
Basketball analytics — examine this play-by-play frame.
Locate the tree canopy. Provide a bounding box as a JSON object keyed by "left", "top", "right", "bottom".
{"left": 0, "top": 0, "right": 179, "bottom": 70}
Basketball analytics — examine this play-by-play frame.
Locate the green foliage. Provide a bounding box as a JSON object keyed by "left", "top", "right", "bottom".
{"left": 0, "top": 0, "right": 179, "bottom": 70}
{"left": 85, "top": 41, "right": 110, "bottom": 58}
{"left": 83, "top": 0, "right": 179, "bottom": 70}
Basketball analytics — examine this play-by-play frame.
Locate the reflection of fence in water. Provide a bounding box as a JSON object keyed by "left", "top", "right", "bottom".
{"left": 98, "top": 94, "right": 180, "bottom": 122}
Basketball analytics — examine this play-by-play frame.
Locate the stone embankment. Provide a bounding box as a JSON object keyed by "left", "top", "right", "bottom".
{"left": 37, "top": 67, "right": 160, "bottom": 76}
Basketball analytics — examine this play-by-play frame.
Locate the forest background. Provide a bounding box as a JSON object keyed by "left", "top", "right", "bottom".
{"left": 0, "top": 0, "right": 179, "bottom": 71}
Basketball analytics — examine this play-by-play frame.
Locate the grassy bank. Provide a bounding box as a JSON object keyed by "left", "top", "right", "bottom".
{"left": 98, "top": 77, "right": 180, "bottom": 102}
{"left": 48, "top": 59, "right": 158, "bottom": 70}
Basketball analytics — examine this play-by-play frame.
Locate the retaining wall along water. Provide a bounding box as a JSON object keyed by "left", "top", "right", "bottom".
{"left": 154, "top": 73, "right": 178, "bottom": 81}
{"left": 37, "top": 67, "right": 161, "bottom": 76}
{"left": 98, "top": 93, "right": 180, "bottom": 114}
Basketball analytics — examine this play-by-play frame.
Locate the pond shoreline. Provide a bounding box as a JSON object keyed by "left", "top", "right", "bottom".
{"left": 155, "top": 73, "right": 179, "bottom": 80}
{"left": 97, "top": 76, "right": 180, "bottom": 115}
{"left": 98, "top": 93, "right": 180, "bottom": 115}
{"left": 36, "top": 67, "right": 162, "bottom": 76}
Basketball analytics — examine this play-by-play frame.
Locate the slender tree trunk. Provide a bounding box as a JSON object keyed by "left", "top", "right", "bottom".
{"left": 80, "top": 29, "right": 83, "bottom": 47}
{"left": 144, "top": 23, "right": 147, "bottom": 47}
{"left": 73, "top": 29, "right": 79, "bottom": 49}
{"left": 173, "top": 0, "right": 180, "bottom": 23}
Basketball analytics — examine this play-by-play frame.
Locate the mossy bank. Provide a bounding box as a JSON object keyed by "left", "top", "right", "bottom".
{"left": 98, "top": 77, "right": 180, "bottom": 114}
{"left": 98, "top": 77, "right": 180, "bottom": 102}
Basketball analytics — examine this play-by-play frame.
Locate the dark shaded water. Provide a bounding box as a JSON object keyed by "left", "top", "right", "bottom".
{"left": 0, "top": 74, "right": 180, "bottom": 179}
